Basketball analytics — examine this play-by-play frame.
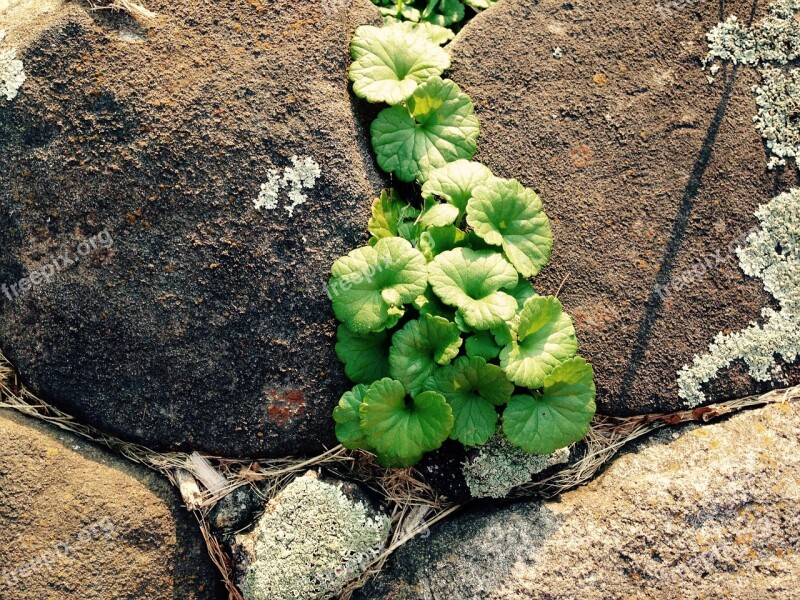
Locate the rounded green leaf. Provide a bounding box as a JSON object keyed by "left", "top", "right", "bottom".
{"left": 349, "top": 24, "right": 450, "bottom": 105}
{"left": 500, "top": 295, "right": 578, "bottom": 389}
{"left": 393, "top": 20, "right": 455, "bottom": 46}
{"left": 371, "top": 77, "right": 480, "bottom": 182}
{"left": 368, "top": 189, "right": 420, "bottom": 243}
{"left": 464, "top": 0, "right": 498, "bottom": 9}
{"left": 422, "top": 0, "right": 465, "bottom": 26}
{"left": 359, "top": 378, "right": 453, "bottom": 467}
{"left": 508, "top": 279, "right": 536, "bottom": 309}
{"left": 465, "top": 330, "right": 502, "bottom": 360}
{"left": 389, "top": 314, "right": 463, "bottom": 395}
{"left": 329, "top": 237, "right": 428, "bottom": 333}
{"left": 413, "top": 287, "right": 456, "bottom": 321}
{"left": 419, "top": 225, "right": 467, "bottom": 262}
{"left": 425, "top": 356, "right": 514, "bottom": 446}
{"left": 428, "top": 248, "right": 519, "bottom": 330}
{"left": 333, "top": 384, "right": 373, "bottom": 451}
{"left": 421, "top": 160, "right": 493, "bottom": 214}
{"left": 467, "top": 178, "right": 554, "bottom": 277}
{"left": 418, "top": 200, "right": 460, "bottom": 228}
{"left": 502, "top": 357, "right": 596, "bottom": 454}
{"left": 335, "top": 325, "right": 391, "bottom": 384}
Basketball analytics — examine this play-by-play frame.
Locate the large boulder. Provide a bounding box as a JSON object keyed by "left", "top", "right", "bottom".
{"left": 446, "top": 0, "right": 800, "bottom": 415}
{"left": 356, "top": 400, "right": 800, "bottom": 599}
{"left": 0, "top": 409, "right": 222, "bottom": 598}
{"left": 0, "top": 0, "right": 383, "bottom": 456}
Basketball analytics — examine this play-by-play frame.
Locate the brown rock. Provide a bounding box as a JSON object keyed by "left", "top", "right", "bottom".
{"left": 447, "top": 0, "right": 800, "bottom": 415}
{"left": 0, "top": 409, "right": 222, "bottom": 598}
{"left": 0, "top": 0, "right": 383, "bottom": 456}
{"left": 356, "top": 400, "right": 800, "bottom": 599}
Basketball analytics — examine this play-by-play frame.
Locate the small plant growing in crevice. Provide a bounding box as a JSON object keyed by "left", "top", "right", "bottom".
{"left": 370, "top": 0, "right": 498, "bottom": 33}
{"left": 330, "top": 18, "right": 596, "bottom": 468}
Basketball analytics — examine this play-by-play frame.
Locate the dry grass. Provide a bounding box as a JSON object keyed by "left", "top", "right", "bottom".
{"left": 1, "top": 349, "right": 797, "bottom": 599}
{"left": 87, "top": 0, "right": 157, "bottom": 23}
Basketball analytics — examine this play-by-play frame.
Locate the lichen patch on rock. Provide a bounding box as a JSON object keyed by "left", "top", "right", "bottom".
{"left": 0, "top": 29, "right": 25, "bottom": 101}
{"left": 678, "top": 189, "right": 800, "bottom": 406}
{"left": 234, "top": 472, "right": 390, "bottom": 600}
{"left": 462, "top": 430, "right": 570, "bottom": 499}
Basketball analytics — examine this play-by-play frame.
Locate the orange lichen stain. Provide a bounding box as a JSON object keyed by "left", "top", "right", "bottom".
{"left": 265, "top": 390, "right": 307, "bottom": 429}
{"left": 569, "top": 143, "right": 592, "bottom": 168}
{"left": 592, "top": 73, "right": 609, "bottom": 86}
{"left": 246, "top": 0, "right": 265, "bottom": 13}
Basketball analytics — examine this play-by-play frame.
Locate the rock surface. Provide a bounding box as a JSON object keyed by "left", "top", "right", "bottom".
{"left": 356, "top": 400, "right": 800, "bottom": 599}
{"left": 0, "top": 409, "right": 222, "bottom": 598}
{"left": 447, "top": 0, "right": 800, "bottom": 415}
{"left": 0, "top": 0, "right": 383, "bottom": 456}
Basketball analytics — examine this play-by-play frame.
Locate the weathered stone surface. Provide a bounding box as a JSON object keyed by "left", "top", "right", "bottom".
{"left": 356, "top": 400, "right": 800, "bottom": 599}
{"left": 0, "top": 409, "right": 222, "bottom": 598}
{"left": 0, "top": 0, "right": 383, "bottom": 456}
{"left": 447, "top": 0, "right": 800, "bottom": 416}
{"left": 234, "top": 471, "right": 390, "bottom": 600}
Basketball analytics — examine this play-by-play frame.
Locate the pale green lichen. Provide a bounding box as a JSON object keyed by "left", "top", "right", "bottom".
{"left": 705, "top": 0, "right": 800, "bottom": 66}
{"left": 462, "top": 430, "right": 570, "bottom": 499}
{"left": 253, "top": 155, "right": 321, "bottom": 215}
{"left": 0, "top": 30, "right": 25, "bottom": 101}
{"left": 235, "top": 472, "right": 390, "bottom": 600}
{"left": 753, "top": 67, "right": 800, "bottom": 170}
{"left": 678, "top": 189, "right": 800, "bottom": 406}
{"left": 705, "top": 0, "right": 800, "bottom": 169}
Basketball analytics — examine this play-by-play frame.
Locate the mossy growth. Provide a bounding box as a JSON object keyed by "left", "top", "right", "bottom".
{"left": 462, "top": 430, "right": 570, "bottom": 499}
{"left": 235, "top": 472, "right": 390, "bottom": 600}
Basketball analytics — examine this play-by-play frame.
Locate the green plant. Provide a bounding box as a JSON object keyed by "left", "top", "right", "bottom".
{"left": 330, "top": 14, "right": 596, "bottom": 469}
{"left": 371, "top": 0, "right": 498, "bottom": 31}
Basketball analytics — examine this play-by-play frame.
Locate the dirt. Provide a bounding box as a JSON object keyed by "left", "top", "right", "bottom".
{"left": 0, "top": 0, "right": 385, "bottom": 456}
{"left": 0, "top": 409, "right": 223, "bottom": 598}
{"left": 447, "top": 0, "right": 800, "bottom": 416}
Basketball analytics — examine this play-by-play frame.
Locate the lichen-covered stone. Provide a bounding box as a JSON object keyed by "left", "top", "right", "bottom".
{"left": 678, "top": 189, "right": 800, "bottom": 405}
{"left": 234, "top": 472, "right": 390, "bottom": 600}
{"left": 446, "top": 0, "right": 800, "bottom": 417}
{"left": 462, "top": 431, "right": 569, "bottom": 499}
{"left": 356, "top": 400, "right": 800, "bottom": 599}
{"left": 0, "top": 0, "right": 383, "bottom": 456}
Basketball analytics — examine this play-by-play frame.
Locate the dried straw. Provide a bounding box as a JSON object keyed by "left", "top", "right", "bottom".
{"left": 87, "top": 0, "right": 157, "bottom": 24}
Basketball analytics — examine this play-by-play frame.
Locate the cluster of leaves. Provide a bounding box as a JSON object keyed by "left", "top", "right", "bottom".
{"left": 371, "top": 0, "right": 497, "bottom": 31}
{"left": 330, "top": 22, "right": 596, "bottom": 468}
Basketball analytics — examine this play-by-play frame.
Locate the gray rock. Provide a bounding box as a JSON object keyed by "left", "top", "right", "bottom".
{"left": 446, "top": 0, "right": 800, "bottom": 416}
{"left": 209, "top": 485, "right": 263, "bottom": 534}
{"left": 0, "top": 0, "right": 383, "bottom": 456}
{"left": 0, "top": 409, "right": 222, "bottom": 598}
{"left": 356, "top": 400, "right": 800, "bottom": 599}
